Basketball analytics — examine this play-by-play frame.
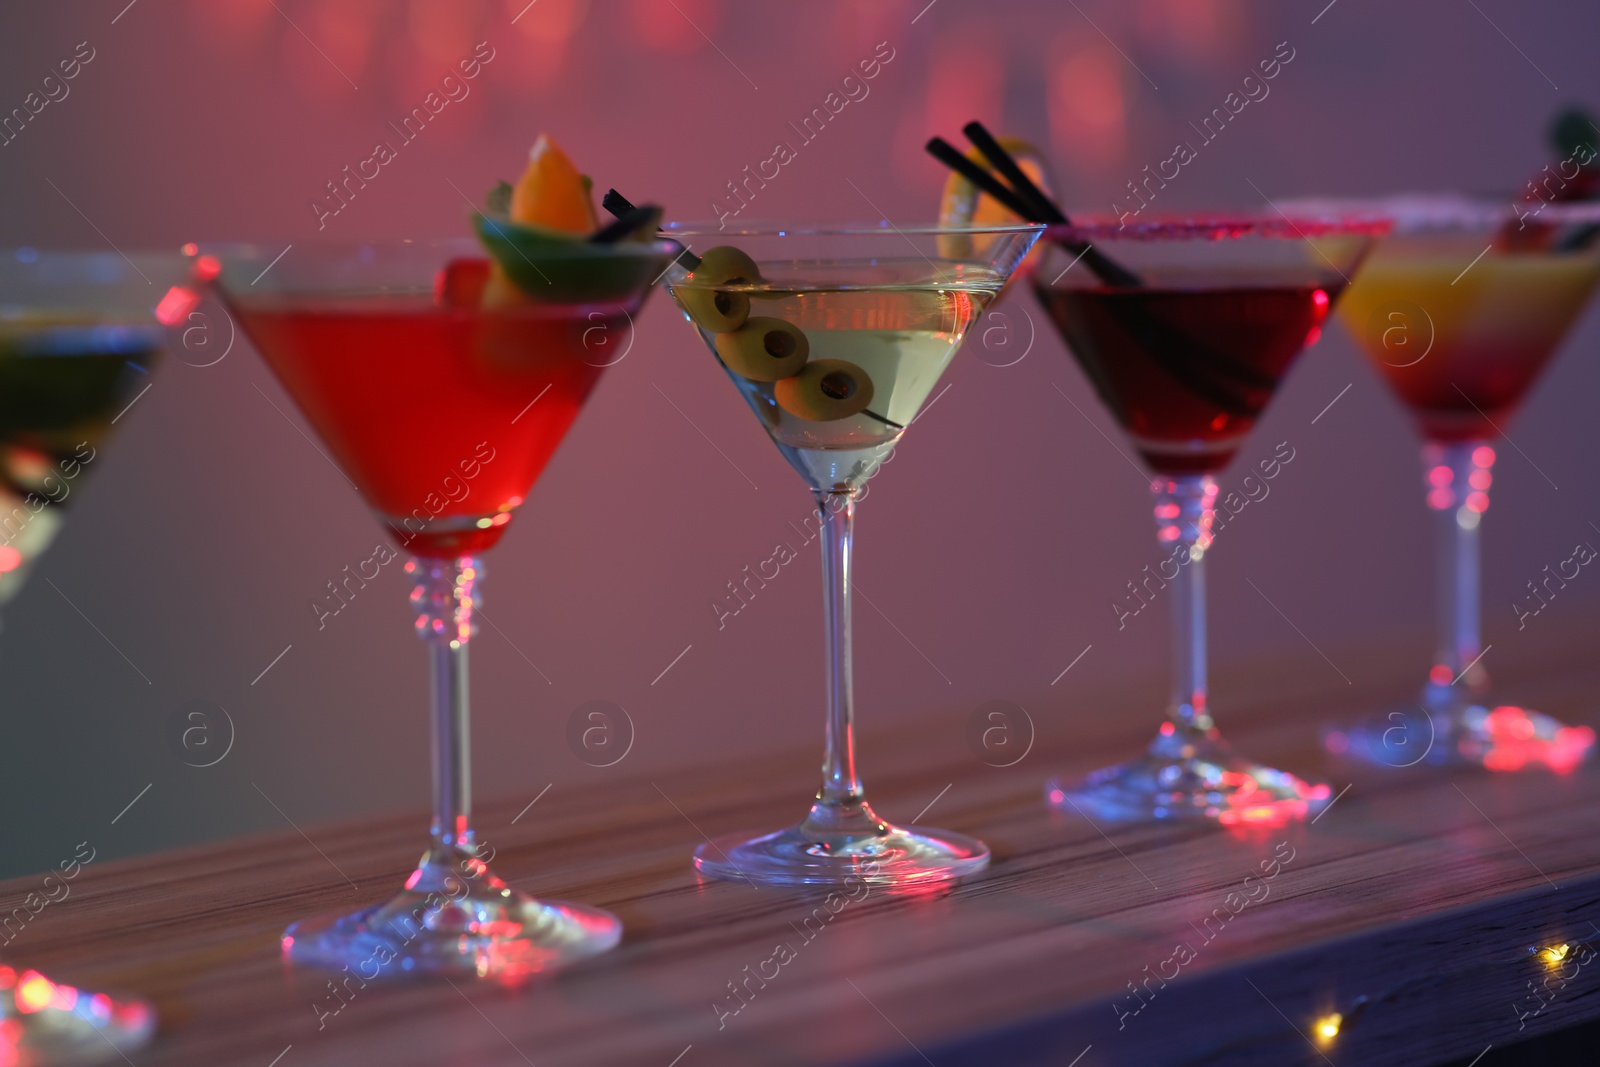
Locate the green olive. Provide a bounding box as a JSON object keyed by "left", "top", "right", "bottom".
{"left": 679, "top": 287, "right": 750, "bottom": 332}
{"left": 695, "top": 246, "right": 762, "bottom": 287}
{"left": 680, "top": 245, "right": 763, "bottom": 332}
{"left": 715, "top": 317, "right": 810, "bottom": 381}
{"left": 774, "top": 359, "right": 875, "bottom": 422}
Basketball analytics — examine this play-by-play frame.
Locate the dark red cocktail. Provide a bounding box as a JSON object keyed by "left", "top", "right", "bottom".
{"left": 1037, "top": 281, "right": 1336, "bottom": 473}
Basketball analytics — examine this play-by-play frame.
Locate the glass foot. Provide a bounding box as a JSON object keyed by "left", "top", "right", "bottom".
{"left": 1047, "top": 732, "right": 1331, "bottom": 825}
{"left": 283, "top": 847, "right": 621, "bottom": 981}
{"left": 694, "top": 800, "right": 989, "bottom": 888}
{"left": 1324, "top": 700, "right": 1596, "bottom": 772}
{"left": 0, "top": 965, "right": 155, "bottom": 1065}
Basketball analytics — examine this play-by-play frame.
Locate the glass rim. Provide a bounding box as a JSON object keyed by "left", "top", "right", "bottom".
{"left": 1277, "top": 193, "right": 1600, "bottom": 232}
{"left": 191, "top": 236, "right": 681, "bottom": 261}
{"left": 1042, "top": 215, "right": 1393, "bottom": 243}
{"left": 0, "top": 247, "right": 193, "bottom": 267}
{"left": 659, "top": 220, "right": 1048, "bottom": 238}
{"left": 0, "top": 247, "right": 197, "bottom": 303}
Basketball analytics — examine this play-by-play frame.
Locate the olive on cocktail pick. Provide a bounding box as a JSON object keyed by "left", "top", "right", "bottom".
{"left": 714, "top": 317, "right": 809, "bottom": 381}
{"left": 681, "top": 287, "right": 751, "bottom": 333}
{"left": 696, "top": 245, "right": 761, "bottom": 286}
{"left": 680, "top": 245, "right": 762, "bottom": 332}
{"left": 775, "top": 359, "right": 875, "bottom": 422}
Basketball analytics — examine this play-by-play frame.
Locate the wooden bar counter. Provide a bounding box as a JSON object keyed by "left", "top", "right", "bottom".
{"left": 9, "top": 640, "right": 1600, "bottom": 1067}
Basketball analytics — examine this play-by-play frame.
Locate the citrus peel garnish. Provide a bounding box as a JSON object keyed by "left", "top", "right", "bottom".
{"left": 936, "top": 134, "right": 1055, "bottom": 267}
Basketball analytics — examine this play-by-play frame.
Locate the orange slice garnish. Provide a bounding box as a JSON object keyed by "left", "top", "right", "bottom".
{"left": 509, "top": 134, "right": 599, "bottom": 234}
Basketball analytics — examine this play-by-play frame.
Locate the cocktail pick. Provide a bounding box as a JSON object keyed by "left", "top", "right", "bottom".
{"left": 590, "top": 204, "right": 663, "bottom": 244}
{"left": 603, "top": 188, "right": 698, "bottom": 268}
{"left": 610, "top": 191, "right": 909, "bottom": 430}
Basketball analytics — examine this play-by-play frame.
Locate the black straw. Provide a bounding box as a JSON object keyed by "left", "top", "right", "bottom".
{"left": 962, "top": 122, "right": 1065, "bottom": 225}
{"left": 925, "top": 138, "right": 1040, "bottom": 222}
{"left": 924, "top": 127, "right": 1142, "bottom": 288}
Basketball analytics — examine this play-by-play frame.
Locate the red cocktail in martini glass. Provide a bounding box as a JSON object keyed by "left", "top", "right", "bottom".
{"left": 1035, "top": 215, "right": 1384, "bottom": 823}
{"left": 214, "top": 234, "right": 673, "bottom": 978}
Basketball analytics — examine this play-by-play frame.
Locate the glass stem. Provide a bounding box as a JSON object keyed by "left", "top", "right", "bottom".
{"left": 1425, "top": 441, "right": 1491, "bottom": 701}
{"left": 408, "top": 555, "right": 481, "bottom": 859}
{"left": 1152, "top": 475, "right": 1218, "bottom": 745}
{"left": 804, "top": 489, "right": 880, "bottom": 835}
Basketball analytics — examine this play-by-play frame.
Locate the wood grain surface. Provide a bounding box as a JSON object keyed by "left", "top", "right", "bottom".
{"left": 6, "top": 636, "right": 1599, "bottom": 1067}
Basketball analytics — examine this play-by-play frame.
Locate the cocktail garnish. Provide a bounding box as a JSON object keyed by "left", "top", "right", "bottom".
{"left": 606, "top": 194, "right": 905, "bottom": 427}
{"left": 508, "top": 133, "right": 596, "bottom": 234}
{"left": 925, "top": 121, "right": 1142, "bottom": 287}
{"left": 603, "top": 188, "right": 698, "bottom": 268}
{"left": 962, "top": 122, "right": 1063, "bottom": 226}
{"left": 1499, "top": 106, "right": 1600, "bottom": 252}
{"left": 591, "top": 204, "right": 663, "bottom": 244}
{"left": 1550, "top": 106, "right": 1600, "bottom": 251}
{"left": 470, "top": 136, "right": 668, "bottom": 300}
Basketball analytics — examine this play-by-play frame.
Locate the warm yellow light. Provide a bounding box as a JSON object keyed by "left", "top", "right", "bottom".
{"left": 1541, "top": 944, "right": 1571, "bottom": 966}
{"left": 1314, "top": 1013, "right": 1342, "bottom": 1043}
{"left": 14, "top": 971, "right": 55, "bottom": 1014}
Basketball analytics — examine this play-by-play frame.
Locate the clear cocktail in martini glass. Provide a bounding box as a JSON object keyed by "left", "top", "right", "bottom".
{"left": 1321, "top": 194, "right": 1600, "bottom": 771}
{"left": 1034, "top": 215, "right": 1384, "bottom": 824}
{"left": 0, "top": 249, "right": 196, "bottom": 1063}
{"left": 214, "top": 232, "right": 673, "bottom": 978}
{"left": 663, "top": 221, "right": 1042, "bottom": 887}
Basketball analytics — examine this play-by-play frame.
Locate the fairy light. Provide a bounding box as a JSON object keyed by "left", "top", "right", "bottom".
{"left": 1313, "top": 1012, "right": 1342, "bottom": 1043}
{"left": 13, "top": 972, "right": 54, "bottom": 1014}
{"left": 1540, "top": 943, "right": 1571, "bottom": 966}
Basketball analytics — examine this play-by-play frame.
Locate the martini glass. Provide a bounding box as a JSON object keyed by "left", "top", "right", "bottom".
{"left": 662, "top": 221, "right": 1042, "bottom": 887}
{"left": 1034, "top": 216, "right": 1383, "bottom": 824}
{"left": 0, "top": 249, "right": 195, "bottom": 1063}
{"left": 1319, "top": 194, "right": 1600, "bottom": 771}
{"left": 213, "top": 236, "right": 674, "bottom": 978}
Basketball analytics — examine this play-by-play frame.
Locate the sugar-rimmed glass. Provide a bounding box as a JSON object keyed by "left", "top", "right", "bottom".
{"left": 1033, "top": 215, "right": 1385, "bottom": 823}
